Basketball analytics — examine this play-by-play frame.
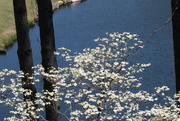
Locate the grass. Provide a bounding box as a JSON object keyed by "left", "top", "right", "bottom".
{"left": 0, "top": 34, "right": 17, "bottom": 53}
{"left": 0, "top": 0, "right": 61, "bottom": 52}
{"left": 2, "top": 34, "right": 17, "bottom": 47}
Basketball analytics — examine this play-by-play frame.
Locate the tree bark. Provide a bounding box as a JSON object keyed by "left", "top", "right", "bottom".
{"left": 13, "top": 0, "right": 38, "bottom": 120}
{"left": 36, "top": 0, "right": 60, "bottom": 120}
{"left": 172, "top": 0, "right": 180, "bottom": 95}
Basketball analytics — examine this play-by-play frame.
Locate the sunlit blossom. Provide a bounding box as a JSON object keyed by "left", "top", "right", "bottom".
{"left": 0, "top": 32, "right": 179, "bottom": 121}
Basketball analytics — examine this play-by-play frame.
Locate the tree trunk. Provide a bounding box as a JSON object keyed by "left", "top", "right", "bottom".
{"left": 172, "top": 0, "right": 180, "bottom": 95}
{"left": 13, "top": 0, "right": 38, "bottom": 120}
{"left": 36, "top": 0, "right": 60, "bottom": 120}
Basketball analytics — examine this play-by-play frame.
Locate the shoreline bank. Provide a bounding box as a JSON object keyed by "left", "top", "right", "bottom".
{"left": 0, "top": 0, "right": 85, "bottom": 54}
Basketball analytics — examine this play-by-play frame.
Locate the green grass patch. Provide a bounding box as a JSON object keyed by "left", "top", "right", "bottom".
{"left": 28, "top": 19, "right": 35, "bottom": 28}
{"left": 3, "top": 34, "right": 17, "bottom": 47}
{"left": 0, "top": 34, "right": 16, "bottom": 53}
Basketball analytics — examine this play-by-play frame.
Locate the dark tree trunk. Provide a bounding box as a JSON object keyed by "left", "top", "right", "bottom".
{"left": 172, "top": 0, "right": 180, "bottom": 95}
{"left": 36, "top": 0, "right": 60, "bottom": 120}
{"left": 13, "top": 0, "right": 38, "bottom": 120}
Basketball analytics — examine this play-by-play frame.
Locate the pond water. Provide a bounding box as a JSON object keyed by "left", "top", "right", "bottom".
{"left": 0, "top": 0, "right": 175, "bottom": 120}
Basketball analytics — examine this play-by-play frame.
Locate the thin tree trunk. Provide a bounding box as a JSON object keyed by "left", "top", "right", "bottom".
{"left": 172, "top": 0, "right": 180, "bottom": 95}
{"left": 36, "top": 0, "right": 60, "bottom": 120}
{"left": 13, "top": 0, "right": 38, "bottom": 120}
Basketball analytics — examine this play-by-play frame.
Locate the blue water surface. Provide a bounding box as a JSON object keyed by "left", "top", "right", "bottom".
{"left": 0, "top": 0, "right": 175, "bottom": 120}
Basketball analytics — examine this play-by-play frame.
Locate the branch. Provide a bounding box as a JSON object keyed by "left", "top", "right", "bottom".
{"left": 124, "top": 7, "right": 178, "bottom": 61}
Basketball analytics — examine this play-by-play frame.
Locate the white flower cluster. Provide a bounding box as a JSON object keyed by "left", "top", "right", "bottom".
{"left": 0, "top": 32, "right": 179, "bottom": 120}
{"left": 55, "top": 32, "right": 179, "bottom": 120}
{"left": 0, "top": 69, "right": 42, "bottom": 121}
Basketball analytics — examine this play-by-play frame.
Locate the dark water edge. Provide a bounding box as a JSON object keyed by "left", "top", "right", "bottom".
{"left": 0, "top": 0, "right": 176, "bottom": 120}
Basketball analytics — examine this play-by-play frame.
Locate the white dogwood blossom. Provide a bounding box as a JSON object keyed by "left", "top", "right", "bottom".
{"left": 0, "top": 32, "right": 179, "bottom": 120}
